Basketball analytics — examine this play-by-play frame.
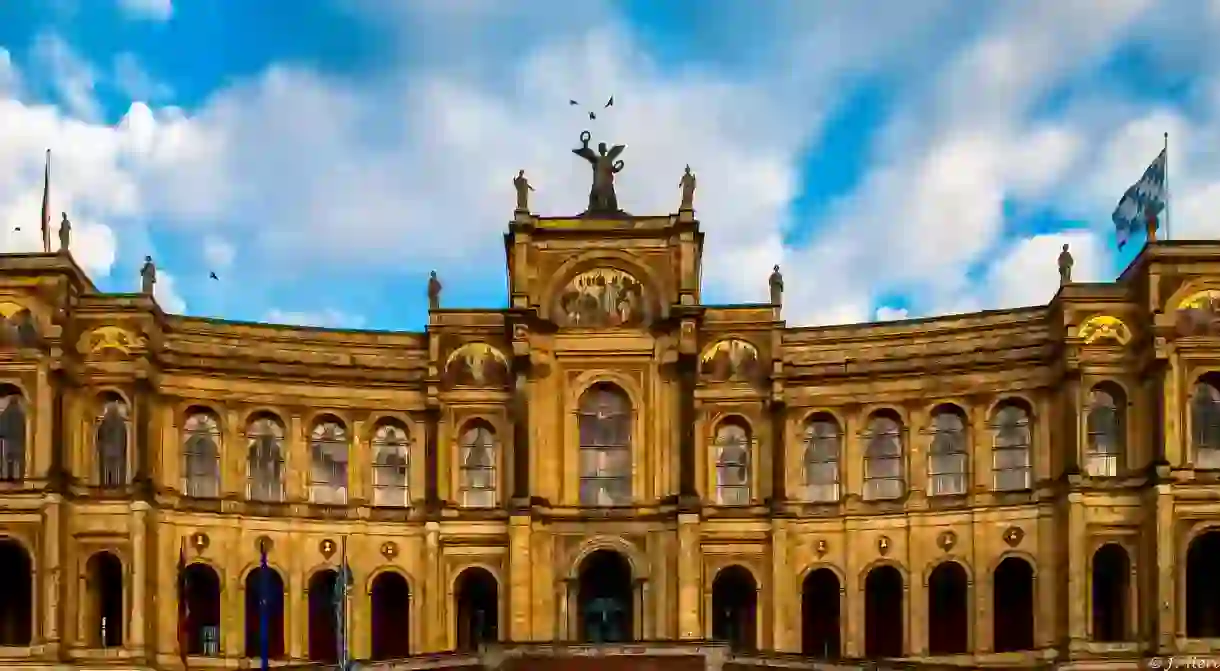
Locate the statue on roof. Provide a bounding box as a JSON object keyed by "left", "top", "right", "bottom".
{"left": 1058, "top": 244, "right": 1073, "bottom": 285}
{"left": 573, "top": 130, "right": 626, "bottom": 214}
{"left": 140, "top": 256, "right": 156, "bottom": 295}
{"left": 513, "top": 170, "right": 534, "bottom": 213}
{"left": 679, "top": 165, "right": 697, "bottom": 211}
{"left": 428, "top": 271, "right": 443, "bottom": 310}
{"left": 58, "top": 213, "right": 71, "bottom": 253}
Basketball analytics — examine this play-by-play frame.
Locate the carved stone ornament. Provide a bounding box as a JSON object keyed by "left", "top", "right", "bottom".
{"left": 1003, "top": 526, "right": 1024, "bottom": 547}
{"left": 79, "top": 325, "right": 145, "bottom": 356}
{"left": 256, "top": 536, "right": 273, "bottom": 555}
{"left": 443, "top": 343, "right": 510, "bottom": 388}
{"left": 190, "top": 532, "right": 210, "bottom": 554}
{"left": 1077, "top": 314, "right": 1132, "bottom": 346}
{"left": 877, "top": 535, "right": 891, "bottom": 556}
{"left": 380, "top": 541, "right": 398, "bottom": 560}
{"left": 937, "top": 530, "right": 957, "bottom": 552}
{"left": 319, "top": 538, "right": 337, "bottom": 559}
{"left": 700, "top": 338, "right": 762, "bottom": 383}
{"left": 816, "top": 539, "right": 828, "bottom": 557}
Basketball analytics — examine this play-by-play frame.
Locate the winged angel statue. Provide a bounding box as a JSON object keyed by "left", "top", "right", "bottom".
{"left": 573, "top": 130, "right": 626, "bottom": 214}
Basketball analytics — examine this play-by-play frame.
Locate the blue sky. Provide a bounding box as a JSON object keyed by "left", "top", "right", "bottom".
{"left": 2, "top": 0, "right": 1220, "bottom": 330}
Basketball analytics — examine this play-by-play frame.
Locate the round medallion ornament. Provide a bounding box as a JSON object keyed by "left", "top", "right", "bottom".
{"left": 380, "top": 541, "right": 399, "bottom": 560}
{"left": 877, "top": 535, "right": 891, "bottom": 556}
{"left": 255, "top": 536, "right": 273, "bottom": 555}
{"left": 1003, "top": 526, "right": 1025, "bottom": 547}
{"left": 319, "top": 539, "right": 337, "bottom": 559}
{"left": 937, "top": 531, "right": 957, "bottom": 552}
{"left": 190, "top": 532, "right": 210, "bottom": 554}
{"left": 815, "top": 539, "right": 828, "bottom": 557}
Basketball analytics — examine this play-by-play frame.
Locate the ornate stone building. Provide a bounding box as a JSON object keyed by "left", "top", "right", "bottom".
{"left": 1, "top": 177, "right": 1220, "bottom": 671}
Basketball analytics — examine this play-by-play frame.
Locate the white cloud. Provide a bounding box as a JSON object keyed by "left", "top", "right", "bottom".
{"left": 153, "top": 269, "right": 186, "bottom": 313}
{"left": 874, "top": 307, "right": 910, "bottom": 322}
{"left": 263, "top": 309, "right": 366, "bottom": 329}
{"left": 0, "top": 48, "right": 18, "bottom": 96}
{"left": 66, "top": 216, "right": 118, "bottom": 277}
{"left": 113, "top": 53, "right": 172, "bottom": 103}
{"left": 201, "top": 235, "right": 234, "bottom": 271}
{"left": 31, "top": 33, "right": 100, "bottom": 120}
{"left": 116, "top": 0, "right": 172, "bottom": 22}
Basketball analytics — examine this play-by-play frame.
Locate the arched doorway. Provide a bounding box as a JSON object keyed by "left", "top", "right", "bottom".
{"left": 181, "top": 563, "right": 222, "bottom": 656}
{"left": 455, "top": 567, "right": 498, "bottom": 651}
{"left": 864, "top": 565, "right": 903, "bottom": 658}
{"left": 576, "top": 550, "right": 633, "bottom": 643}
{"left": 927, "top": 562, "right": 968, "bottom": 655}
{"left": 0, "top": 539, "right": 32, "bottom": 645}
{"left": 86, "top": 551, "right": 124, "bottom": 648}
{"left": 1187, "top": 530, "right": 1220, "bottom": 638}
{"left": 308, "top": 569, "right": 339, "bottom": 662}
{"left": 801, "top": 568, "right": 840, "bottom": 658}
{"left": 243, "top": 566, "right": 285, "bottom": 659}
{"left": 710, "top": 565, "right": 757, "bottom": 650}
{"left": 370, "top": 572, "right": 411, "bottom": 659}
{"left": 1091, "top": 544, "right": 1129, "bottom": 642}
{"left": 993, "top": 557, "right": 1034, "bottom": 652}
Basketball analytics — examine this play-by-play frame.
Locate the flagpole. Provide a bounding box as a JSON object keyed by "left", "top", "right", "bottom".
{"left": 1163, "top": 132, "right": 1171, "bottom": 240}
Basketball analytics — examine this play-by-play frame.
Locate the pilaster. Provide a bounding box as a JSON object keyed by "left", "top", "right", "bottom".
{"left": 1067, "top": 491, "right": 1088, "bottom": 650}
{"left": 1155, "top": 483, "right": 1176, "bottom": 653}
{"left": 40, "top": 494, "right": 62, "bottom": 650}
{"left": 128, "top": 501, "right": 149, "bottom": 655}
{"left": 769, "top": 519, "right": 792, "bottom": 651}
{"left": 424, "top": 521, "right": 443, "bottom": 651}
{"left": 677, "top": 513, "right": 702, "bottom": 639}
{"left": 508, "top": 514, "right": 532, "bottom": 641}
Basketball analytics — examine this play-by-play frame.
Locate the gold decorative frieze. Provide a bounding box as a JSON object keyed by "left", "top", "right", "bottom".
{"left": 699, "top": 338, "right": 761, "bottom": 382}
{"left": 443, "top": 343, "right": 509, "bottom": 388}
{"left": 1077, "top": 315, "right": 1131, "bottom": 345}
{"left": 80, "top": 325, "right": 144, "bottom": 355}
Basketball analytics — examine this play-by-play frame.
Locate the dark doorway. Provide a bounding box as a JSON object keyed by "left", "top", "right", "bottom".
{"left": 993, "top": 557, "right": 1034, "bottom": 652}
{"left": 576, "top": 550, "right": 633, "bottom": 643}
{"left": 711, "top": 565, "right": 757, "bottom": 650}
{"left": 243, "top": 566, "right": 285, "bottom": 659}
{"left": 308, "top": 569, "right": 339, "bottom": 662}
{"left": 0, "top": 540, "right": 32, "bottom": 645}
{"left": 864, "top": 565, "right": 904, "bottom": 658}
{"left": 801, "top": 568, "right": 841, "bottom": 658}
{"left": 1091, "top": 544, "right": 1129, "bottom": 642}
{"left": 181, "top": 563, "right": 222, "bottom": 656}
{"left": 455, "top": 567, "right": 499, "bottom": 651}
{"left": 927, "top": 562, "right": 968, "bottom": 655}
{"left": 1187, "top": 530, "right": 1220, "bottom": 638}
{"left": 86, "top": 551, "right": 124, "bottom": 648}
{"left": 371, "top": 572, "right": 411, "bottom": 659}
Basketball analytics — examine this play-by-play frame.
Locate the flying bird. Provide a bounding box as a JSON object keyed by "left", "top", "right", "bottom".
{"left": 569, "top": 100, "right": 579, "bottom": 106}
{"left": 209, "top": 272, "right": 218, "bottom": 280}
{"left": 604, "top": 96, "right": 614, "bottom": 108}
{"left": 589, "top": 111, "right": 596, "bottom": 120}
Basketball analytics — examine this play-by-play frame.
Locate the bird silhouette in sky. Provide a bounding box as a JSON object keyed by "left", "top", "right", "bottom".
{"left": 208, "top": 271, "right": 218, "bottom": 280}
{"left": 569, "top": 96, "right": 615, "bottom": 121}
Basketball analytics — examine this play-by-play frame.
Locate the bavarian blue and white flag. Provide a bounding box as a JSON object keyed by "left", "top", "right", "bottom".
{"left": 1111, "top": 148, "right": 1167, "bottom": 250}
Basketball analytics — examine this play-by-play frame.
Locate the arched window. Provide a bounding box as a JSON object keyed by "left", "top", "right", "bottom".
{"left": 992, "top": 401, "right": 1033, "bottom": 491}
{"left": 246, "top": 414, "right": 285, "bottom": 502}
{"left": 1085, "top": 383, "right": 1125, "bottom": 477}
{"left": 308, "top": 418, "right": 348, "bottom": 505}
{"left": 372, "top": 421, "right": 410, "bottom": 507}
{"left": 578, "top": 384, "right": 632, "bottom": 506}
{"left": 713, "top": 420, "right": 751, "bottom": 505}
{"left": 0, "top": 390, "right": 26, "bottom": 482}
{"left": 802, "top": 414, "right": 841, "bottom": 502}
{"left": 183, "top": 410, "right": 221, "bottom": 498}
{"left": 458, "top": 421, "right": 497, "bottom": 507}
{"left": 1191, "top": 376, "right": 1220, "bottom": 470}
{"left": 96, "top": 394, "right": 129, "bottom": 487}
{"left": 927, "top": 406, "right": 968, "bottom": 496}
{"left": 862, "top": 411, "right": 904, "bottom": 501}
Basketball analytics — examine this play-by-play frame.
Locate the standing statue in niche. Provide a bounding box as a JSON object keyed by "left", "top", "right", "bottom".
{"left": 678, "top": 165, "right": 697, "bottom": 211}
{"left": 428, "top": 271, "right": 443, "bottom": 310}
{"left": 513, "top": 170, "right": 534, "bottom": 213}
{"left": 573, "top": 131, "right": 626, "bottom": 214}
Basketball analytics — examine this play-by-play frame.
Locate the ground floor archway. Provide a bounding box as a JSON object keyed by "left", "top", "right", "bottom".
{"left": 864, "top": 564, "right": 903, "bottom": 658}
{"left": 801, "top": 568, "right": 841, "bottom": 658}
{"left": 455, "top": 567, "right": 498, "bottom": 651}
{"left": 993, "top": 557, "right": 1034, "bottom": 652}
{"left": 180, "top": 563, "right": 221, "bottom": 656}
{"left": 243, "top": 566, "right": 285, "bottom": 659}
{"left": 576, "top": 550, "right": 633, "bottom": 644}
{"left": 85, "top": 551, "right": 124, "bottom": 648}
{"left": 370, "top": 571, "right": 411, "bottom": 659}
{"left": 1091, "top": 543, "right": 1129, "bottom": 642}
{"left": 1187, "top": 530, "right": 1220, "bottom": 638}
{"left": 710, "top": 565, "right": 757, "bottom": 650}
{"left": 307, "top": 569, "right": 340, "bottom": 662}
{"left": 927, "top": 561, "right": 968, "bottom": 655}
{"left": 0, "top": 539, "right": 32, "bottom": 646}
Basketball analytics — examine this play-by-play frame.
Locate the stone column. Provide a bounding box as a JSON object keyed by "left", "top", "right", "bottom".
{"left": 128, "top": 501, "right": 149, "bottom": 654}
{"left": 508, "top": 515, "right": 532, "bottom": 641}
{"left": 1067, "top": 492, "right": 1087, "bottom": 650}
{"left": 1155, "top": 484, "right": 1176, "bottom": 653}
{"left": 40, "top": 495, "right": 62, "bottom": 649}
{"left": 678, "top": 354, "right": 698, "bottom": 502}
{"left": 424, "top": 409, "right": 441, "bottom": 511}
{"left": 677, "top": 513, "right": 702, "bottom": 639}
{"left": 770, "top": 519, "right": 792, "bottom": 651}
{"left": 424, "top": 522, "right": 443, "bottom": 651}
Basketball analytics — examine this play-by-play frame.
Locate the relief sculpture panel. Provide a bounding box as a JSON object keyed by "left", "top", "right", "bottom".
{"left": 1176, "top": 289, "right": 1220, "bottom": 337}
{"left": 555, "top": 268, "right": 648, "bottom": 328}
{"left": 443, "top": 343, "right": 510, "bottom": 388}
{"left": 700, "top": 338, "right": 761, "bottom": 383}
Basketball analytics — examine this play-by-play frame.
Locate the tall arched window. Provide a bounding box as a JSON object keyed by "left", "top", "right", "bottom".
{"left": 578, "top": 384, "right": 633, "bottom": 506}
{"left": 802, "top": 414, "right": 841, "bottom": 502}
{"left": 1191, "top": 376, "right": 1220, "bottom": 470}
{"left": 246, "top": 414, "right": 285, "bottom": 502}
{"left": 372, "top": 421, "right": 410, "bottom": 507}
{"left": 927, "top": 406, "right": 968, "bottom": 496}
{"left": 308, "top": 418, "right": 348, "bottom": 505}
{"left": 183, "top": 410, "right": 221, "bottom": 498}
{"left": 96, "top": 394, "right": 129, "bottom": 487}
{"left": 862, "top": 410, "right": 904, "bottom": 501}
{"left": 992, "top": 401, "right": 1032, "bottom": 491}
{"left": 1085, "top": 383, "right": 1125, "bottom": 477}
{"left": 713, "top": 420, "right": 751, "bottom": 505}
{"left": 0, "top": 389, "right": 26, "bottom": 482}
{"left": 458, "top": 421, "right": 497, "bottom": 508}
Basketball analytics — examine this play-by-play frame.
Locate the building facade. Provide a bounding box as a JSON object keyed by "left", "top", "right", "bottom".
{"left": 1, "top": 197, "right": 1219, "bottom": 671}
